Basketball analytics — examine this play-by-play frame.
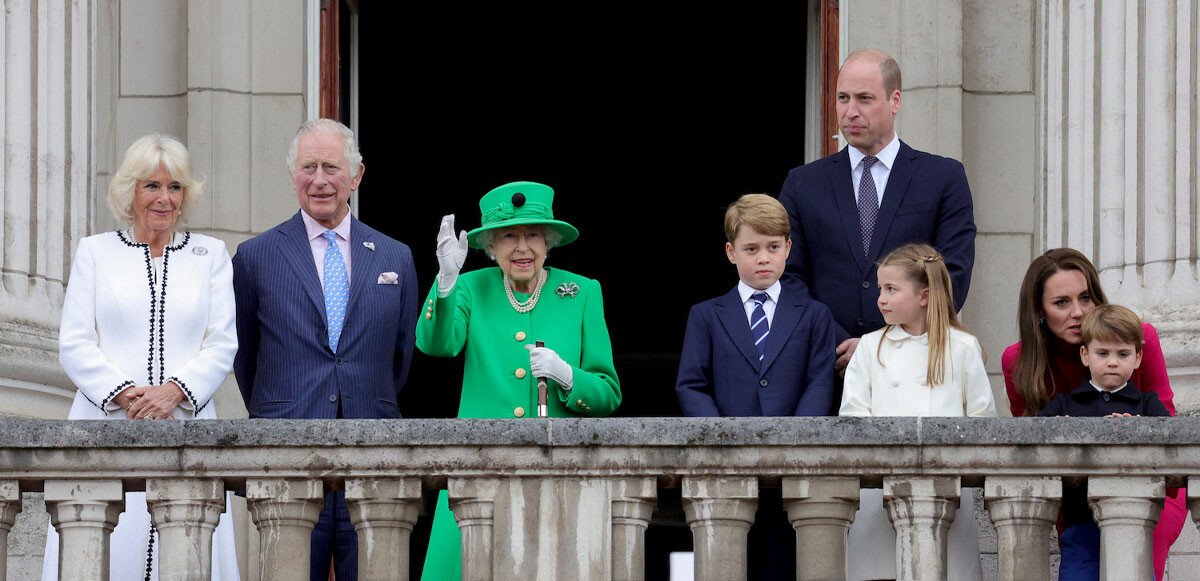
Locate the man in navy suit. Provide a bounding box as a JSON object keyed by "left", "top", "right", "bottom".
{"left": 780, "top": 49, "right": 976, "bottom": 376}
{"left": 676, "top": 194, "right": 837, "bottom": 581}
{"left": 232, "top": 119, "right": 418, "bottom": 580}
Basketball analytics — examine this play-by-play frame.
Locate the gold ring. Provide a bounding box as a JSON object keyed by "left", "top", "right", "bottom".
{"left": 146, "top": 414, "right": 156, "bottom": 420}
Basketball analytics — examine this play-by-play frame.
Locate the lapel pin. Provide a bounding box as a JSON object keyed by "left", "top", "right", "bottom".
{"left": 192, "top": 246, "right": 208, "bottom": 255}
{"left": 363, "top": 242, "right": 375, "bottom": 251}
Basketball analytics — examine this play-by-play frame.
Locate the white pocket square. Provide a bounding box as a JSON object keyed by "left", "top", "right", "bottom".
{"left": 377, "top": 272, "right": 399, "bottom": 284}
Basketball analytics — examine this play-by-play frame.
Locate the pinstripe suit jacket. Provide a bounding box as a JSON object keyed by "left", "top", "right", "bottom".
{"left": 232, "top": 211, "right": 418, "bottom": 418}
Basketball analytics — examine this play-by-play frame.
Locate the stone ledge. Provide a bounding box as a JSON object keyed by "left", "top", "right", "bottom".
{"left": 0, "top": 417, "right": 1193, "bottom": 448}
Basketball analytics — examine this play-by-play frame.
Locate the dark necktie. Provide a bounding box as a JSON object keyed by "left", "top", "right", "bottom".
{"left": 751, "top": 292, "right": 769, "bottom": 362}
{"left": 858, "top": 156, "right": 879, "bottom": 257}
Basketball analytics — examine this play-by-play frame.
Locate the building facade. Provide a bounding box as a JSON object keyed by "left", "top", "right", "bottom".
{"left": 2, "top": 0, "right": 1199, "bottom": 578}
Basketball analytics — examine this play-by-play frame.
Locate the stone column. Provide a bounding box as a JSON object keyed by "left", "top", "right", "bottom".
{"left": 43, "top": 479, "right": 125, "bottom": 581}
{"left": 681, "top": 476, "right": 758, "bottom": 581}
{"left": 448, "top": 477, "right": 501, "bottom": 581}
{"left": 984, "top": 476, "right": 1061, "bottom": 581}
{"left": 0, "top": 480, "right": 21, "bottom": 581}
{"left": 781, "top": 477, "right": 860, "bottom": 581}
{"left": 883, "top": 476, "right": 959, "bottom": 581}
{"left": 345, "top": 477, "right": 422, "bottom": 581}
{"left": 609, "top": 477, "right": 657, "bottom": 581}
{"left": 1038, "top": 0, "right": 1200, "bottom": 411}
{"left": 246, "top": 478, "right": 324, "bottom": 581}
{"left": 145, "top": 478, "right": 226, "bottom": 581}
{"left": 1088, "top": 476, "right": 1164, "bottom": 581}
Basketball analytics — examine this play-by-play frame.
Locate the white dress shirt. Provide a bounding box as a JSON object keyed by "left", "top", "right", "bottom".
{"left": 301, "top": 209, "right": 352, "bottom": 286}
{"left": 737, "top": 280, "right": 781, "bottom": 327}
{"left": 848, "top": 132, "right": 901, "bottom": 207}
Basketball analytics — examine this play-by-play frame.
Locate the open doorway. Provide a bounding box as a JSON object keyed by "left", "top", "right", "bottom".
{"left": 335, "top": 5, "right": 823, "bottom": 577}
{"left": 349, "top": 6, "right": 816, "bottom": 420}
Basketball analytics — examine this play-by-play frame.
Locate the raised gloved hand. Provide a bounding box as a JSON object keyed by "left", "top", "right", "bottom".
{"left": 435, "top": 214, "right": 469, "bottom": 297}
{"left": 526, "top": 343, "right": 574, "bottom": 391}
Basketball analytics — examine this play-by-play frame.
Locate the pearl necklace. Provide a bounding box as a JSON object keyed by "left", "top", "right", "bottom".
{"left": 127, "top": 228, "right": 175, "bottom": 248}
{"left": 504, "top": 268, "right": 547, "bottom": 313}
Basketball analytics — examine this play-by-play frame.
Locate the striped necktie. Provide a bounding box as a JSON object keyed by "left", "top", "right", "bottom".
{"left": 751, "top": 292, "right": 770, "bottom": 362}
{"left": 322, "top": 230, "right": 349, "bottom": 352}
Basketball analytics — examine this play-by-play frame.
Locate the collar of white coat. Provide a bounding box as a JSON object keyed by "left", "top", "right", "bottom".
{"left": 883, "top": 325, "right": 930, "bottom": 345}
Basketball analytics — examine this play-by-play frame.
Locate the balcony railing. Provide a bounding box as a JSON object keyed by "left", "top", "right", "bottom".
{"left": 0, "top": 417, "right": 1196, "bottom": 581}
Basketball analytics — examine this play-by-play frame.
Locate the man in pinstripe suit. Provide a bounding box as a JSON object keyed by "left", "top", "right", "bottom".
{"left": 232, "top": 119, "right": 418, "bottom": 580}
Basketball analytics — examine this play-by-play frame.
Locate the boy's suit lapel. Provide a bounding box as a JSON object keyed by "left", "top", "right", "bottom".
{"left": 714, "top": 288, "right": 761, "bottom": 369}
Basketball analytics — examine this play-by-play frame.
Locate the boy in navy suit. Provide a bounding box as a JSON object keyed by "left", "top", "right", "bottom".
{"left": 675, "top": 194, "right": 838, "bottom": 580}
{"left": 1038, "top": 304, "right": 1169, "bottom": 581}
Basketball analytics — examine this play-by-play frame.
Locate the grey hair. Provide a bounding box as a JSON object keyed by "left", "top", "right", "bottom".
{"left": 286, "top": 119, "right": 363, "bottom": 179}
{"left": 107, "top": 134, "right": 206, "bottom": 225}
{"left": 479, "top": 224, "right": 563, "bottom": 260}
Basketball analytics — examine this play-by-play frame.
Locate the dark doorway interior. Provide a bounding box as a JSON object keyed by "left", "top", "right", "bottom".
{"left": 355, "top": 7, "right": 809, "bottom": 578}
{"left": 357, "top": 7, "right": 811, "bottom": 419}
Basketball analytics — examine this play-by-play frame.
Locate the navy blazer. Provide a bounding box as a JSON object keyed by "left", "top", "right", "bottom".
{"left": 779, "top": 141, "right": 976, "bottom": 342}
{"left": 232, "top": 212, "right": 419, "bottom": 419}
{"left": 675, "top": 286, "right": 838, "bottom": 417}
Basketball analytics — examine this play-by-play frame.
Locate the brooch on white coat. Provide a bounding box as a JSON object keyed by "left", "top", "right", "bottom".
{"left": 192, "top": 246, "right": 208, "bottom": 255}
{"left": 363, "top": 242, "right": 375, "bottom": 251}
{"left": 556, "top": 282, "right": 580, "bottom": 298}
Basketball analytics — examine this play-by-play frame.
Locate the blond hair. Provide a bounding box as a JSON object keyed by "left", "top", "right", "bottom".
{"left": 1080, "top": 304, "right": 1144, "bottom": 352}
{"left": 106, "top": 135, "right": 206, "bottom": 225}
{"left": 723, "top": 194, "right": 790, "bottom": 243}
{"left": 876, "top": 243, "right": 981, "bottom": 385}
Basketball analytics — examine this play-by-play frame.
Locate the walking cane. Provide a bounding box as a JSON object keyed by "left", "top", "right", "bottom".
{"left": 536, "top": 340, "right": 549, "bottom": 418}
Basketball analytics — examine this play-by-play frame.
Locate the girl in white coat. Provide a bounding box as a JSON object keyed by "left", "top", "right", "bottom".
{"left": 840, "top": 243, "right": 997, "bottom": 581}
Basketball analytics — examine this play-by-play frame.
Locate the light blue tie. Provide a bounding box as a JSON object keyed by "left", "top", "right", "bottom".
{"left": 322, "top": 230, "right": 349, "bottom": 352}
{"left": 751, "top": 292, "right": 770, "bottom": 362}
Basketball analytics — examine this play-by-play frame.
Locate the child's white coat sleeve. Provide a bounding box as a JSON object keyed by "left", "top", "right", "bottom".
{"left": 838, "top": 337, "right": 874, "bottom": 416}
{"left": 962, "top": 336, "right": 998, "bottom": 417}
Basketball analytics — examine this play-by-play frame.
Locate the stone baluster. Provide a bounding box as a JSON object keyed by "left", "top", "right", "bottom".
{"left": 609, "top": 477, "right": 657, "bottom": 581}
{"left": 448, "top": 477, "right": 501, "bottom": 581}
{"left": 246, "top": 478, "right": 324, "bottom": 581}
{"left": 1088, "top": 476, "right": 1164, "bottom": 581}
{"left": 145, "top": 478, "right": 226, "bottom": 581}
{"left": 984, "top": 476, "right": 1061, "bottom": 581}
{"left": 1186, "top": 478, "right": 1200, "bottom": 529}
{"left": 781, "top": 477, "right": 860, "bottom": 581}
{"left": 0, "top": 481, "right": 21, "bottom": 581}
{"left": 345, "top": 477, "right": 422, "bottom": 581}
{"left": 44, "top": 479, "right": 125, "bottom": 581}
{"left": 883, "top": 476, "right": 959, "bottom": 581}
{"left": 681, "top": 476, "right": 758, "bottom": 581}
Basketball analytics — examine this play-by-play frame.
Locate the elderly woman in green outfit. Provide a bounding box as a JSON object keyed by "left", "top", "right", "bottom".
{"left": 417, "top": 181, "right": 621, "bottom": 579}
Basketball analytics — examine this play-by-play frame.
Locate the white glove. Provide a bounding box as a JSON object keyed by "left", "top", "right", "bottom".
{"left": 526, "top": 343, "right": 574, "bottom": 391}
{"left": 436, "top": 214, "right": 469, "bottom": 297}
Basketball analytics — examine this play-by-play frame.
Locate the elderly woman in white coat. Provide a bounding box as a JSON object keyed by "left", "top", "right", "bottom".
{"left": 42, "top": 135, "right": 239, "bottom": 580}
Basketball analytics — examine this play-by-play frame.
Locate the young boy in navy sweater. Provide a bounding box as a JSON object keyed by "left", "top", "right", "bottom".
{"left": 675, "top": 194, "right": 838, "bottom": 580}
{"left": 1039, "top": 304, "right": 1169, "bottom": 580}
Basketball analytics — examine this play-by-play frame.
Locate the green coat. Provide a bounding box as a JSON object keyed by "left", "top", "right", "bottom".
{"left": 416, "top": 266, "right": 621, "bottom": 580}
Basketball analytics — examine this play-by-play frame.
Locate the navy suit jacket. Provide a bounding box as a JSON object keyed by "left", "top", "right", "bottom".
{"left": 232, "top": 212, "right": 419, "bottom": 419}
{"left": 675, "top": 286, "right": 837, "bottom": 416}
{"left": 779, "top": 141, "right": 976, "bottom": 342}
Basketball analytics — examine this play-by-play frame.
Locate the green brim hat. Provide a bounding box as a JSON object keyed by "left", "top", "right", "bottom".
{"left": 466, "top": 181, "right": 579, "bottom": 249}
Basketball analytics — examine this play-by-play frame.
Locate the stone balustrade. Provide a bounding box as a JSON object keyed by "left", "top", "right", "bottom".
{"left": 0, "top": 417, "right": 1197, "bottom": 580}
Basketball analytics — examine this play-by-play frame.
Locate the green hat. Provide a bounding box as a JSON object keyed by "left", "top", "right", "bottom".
{"left": 467, "top": 181, "right": 579, "bottom": 249}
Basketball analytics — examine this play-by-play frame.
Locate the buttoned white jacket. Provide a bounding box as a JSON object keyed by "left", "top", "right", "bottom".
{"left": 839, "top": 325, "right": 997, "bottom": 417}
{"left": 59, "top": 231, "right": 237, "bottom": 419}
